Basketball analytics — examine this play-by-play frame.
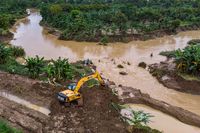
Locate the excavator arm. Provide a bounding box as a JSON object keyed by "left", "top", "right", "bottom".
{"left": 74, "top": 71, "right": 104, "bottom": 94}
{"left": 57, "top": 70, "right": 105, "bottom": 105}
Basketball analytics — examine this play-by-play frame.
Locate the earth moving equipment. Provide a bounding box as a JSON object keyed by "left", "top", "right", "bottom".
{"left": 57, "top": 70, "right": 105, "bottom": 106}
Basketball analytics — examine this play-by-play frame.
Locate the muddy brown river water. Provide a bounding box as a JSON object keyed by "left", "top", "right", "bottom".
{"left": 10, "top": 11, "right": 200, "bottom": 132}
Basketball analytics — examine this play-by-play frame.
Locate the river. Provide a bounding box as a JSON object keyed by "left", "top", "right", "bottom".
{"left": 10, "top": 10, "right": 200, "bottom": 132}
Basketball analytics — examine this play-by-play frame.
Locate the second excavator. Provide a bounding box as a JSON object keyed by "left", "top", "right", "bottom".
{"left": 57, "top": 70, "right": 105, "bottom": 106}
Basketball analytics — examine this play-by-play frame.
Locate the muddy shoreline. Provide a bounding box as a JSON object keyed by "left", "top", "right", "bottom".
{"left": 110, "top": 85, "right": 200, "bottom": 128}
{"left": 0, "top": 32, "right": 13, "bottom": 43}
{"left": 149, "top": 60, "right": 200, "bottom": 95}
{"left": 43, "top": 22, "right": 200, "bottom": 43}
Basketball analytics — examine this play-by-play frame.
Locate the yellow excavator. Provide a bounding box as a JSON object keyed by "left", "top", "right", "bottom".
{"left": 57, "top": 70, "right": 105, "bottom": 106}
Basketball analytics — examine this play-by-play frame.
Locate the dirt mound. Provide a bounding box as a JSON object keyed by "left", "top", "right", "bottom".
{"left": 49, "top": 86, "right": 126, "bottom": 133}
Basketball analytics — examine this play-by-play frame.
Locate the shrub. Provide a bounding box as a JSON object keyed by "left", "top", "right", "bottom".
{"left": 25, "top": 55, "right": 45, "bottom": 78}
{"left": 0, "top": 58, "right": 28, "bottom": 75}
{"left": 0, "top": 44, "right": 11, "bottom": 64}
{"left": 124, "top": 110, "right": 153, "bottom": 125}
{"left": 175, "top": 45, "right": 200, "bottom": 74}
{"left": 99, "top": 36, "right": 109, "bottom": 45}
{"left": 187, "top": 39, "right": 200, "bottom": 46}
{"left": 0, "top": 119, "right": 22, "bottom": 133}
{"left": 159, "top": 50, "right": 176, "bottom": 58}
{"left": 10, "top": 46, "right": 25, "bottom": 57}
{"left": 45, "top": 57, "right": 74, "bottom": 81}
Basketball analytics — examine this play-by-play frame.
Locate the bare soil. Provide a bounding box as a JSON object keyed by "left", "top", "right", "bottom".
{"left": 0, "top": 32, "right": 13, "bottom": 43}
{"left": 148, "top": 60, "right": 200, "bottom": 95}
{"left": 0, "top": 71, "right": 127, "bottom": 133}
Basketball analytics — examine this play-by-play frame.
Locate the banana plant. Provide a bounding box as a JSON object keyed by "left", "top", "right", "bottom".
{"left": 25, "top": 55, "right": 45, "bottom": 78}
{"left": 125, "top": 110, "right": 153, "bottom": 125}
{"left": 0, "top": 44, "right": 11, "bottom": 64}
{"left": 175, "top": 44, "right": 200, "bottom": 75}
{"left": 45, "top": 57, "right": 74, "bottom": 81}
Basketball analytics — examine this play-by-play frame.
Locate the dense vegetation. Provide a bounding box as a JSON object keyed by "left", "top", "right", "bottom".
{"left": 40, "top": 0, "right": 200, "bottom": 42}
{"left": 0, "top": 119, "right": 22, "bottom": 133}
{"left": 0, "top": 43, "right": 91, "bottom": 82}
{"left": 0, "top": 0, "right": 26, "bottom": 36}
{"left": 160, "top": 40, "right": 200, "bottom": 76}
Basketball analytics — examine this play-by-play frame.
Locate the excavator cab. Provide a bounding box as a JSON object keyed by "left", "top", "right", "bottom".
{"left": 67, "top": 83, "right": 76, "bottom": 91}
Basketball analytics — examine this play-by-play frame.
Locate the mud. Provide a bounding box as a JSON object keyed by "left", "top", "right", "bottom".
{"left": 50, "top": 86, "right": 126, "bottom": 133}
{"left": 111, "top": 85, "right": 200, "bottom": 128}
{"left": 0, "top": 32, "right": 13, "bottom": 43}
{"left": 0, "top": 96, "right": 49, "bottom": 133}
{"left": 0, "top": 71, "right": 127, "bottom": 133}
{"left": 0, "top": 71, "right": 54, "bottom": 107}
{"left": 149, "top": 60, "right": 200, "bottom": 95}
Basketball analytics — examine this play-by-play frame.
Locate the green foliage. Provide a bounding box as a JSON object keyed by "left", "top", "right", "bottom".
{"left": 175, "top": 45, "right": 200, "bottom": 75}
{"left": 25, "top": 56, "right": 45, "bottom": 78}
{"left": 0, "top": 58, "right": 28, "bottom": 75}
{"left": 40, "top": 0, "right": 200, "bottom": 42}
{"left": 99, "top": 36, "right": 108, "bottom": 45}
{"left": 125, "top": 110, "right": 153, "bottom": 125}
{"left": 187, "top": 39, "right": 200, "bottom": 46}
{"left": 159, "top": 50, "right": 176, "bottom": 58}
{"left": 9, "top": 46, "right": 25, "bottom": 57}
{"left": 0, "top": 44, "right": 11, "bottom": 64}
{"left": 49, "top": 4, "right": 63, "bottom": 14}
{"left": 45, "top": 57, "right": 74, "bottom": 81}
{"left": 0, "top": 119, "right": 22, "bottom": 133}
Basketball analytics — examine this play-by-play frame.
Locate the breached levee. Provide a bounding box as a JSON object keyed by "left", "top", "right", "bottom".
{"left": 108, "top": 83, "right": 200, "bottom": 128}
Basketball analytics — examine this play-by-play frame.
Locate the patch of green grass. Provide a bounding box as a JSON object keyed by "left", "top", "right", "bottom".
{"left": 0, "top": 119, "right": 22, "bottom": 133}
{"left": 0, "top": 58, "right": 28, "bottom": 76}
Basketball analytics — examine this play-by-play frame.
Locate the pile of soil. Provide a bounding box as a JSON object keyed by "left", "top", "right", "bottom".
{"left": 149, "top": 61, "right": 200, "bottom": 95}
{"left": 49, "top": 86, "right": 126, "bottom": 133}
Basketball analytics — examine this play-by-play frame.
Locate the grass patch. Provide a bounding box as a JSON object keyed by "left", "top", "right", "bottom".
{"left": 0, "top": 119, "right": 22, "bottom": 133}
{"left": 0, "top": 58, "right": 28, "bottom": 76}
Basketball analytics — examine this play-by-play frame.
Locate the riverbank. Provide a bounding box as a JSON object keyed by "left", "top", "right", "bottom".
{"left": 43, "top": 23, "right": 200, "bottom": 43}
{"left": 149, "top": 59, "right": 200, "bottom": 95}
{"left": 0, "top": 32, "right": 13, "bottom": 43}
{"left": 110, "top": 84, "right": 200, "bottom": 128}
{"left": 1, "top": 69, "right": 200, "bottom": 132}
